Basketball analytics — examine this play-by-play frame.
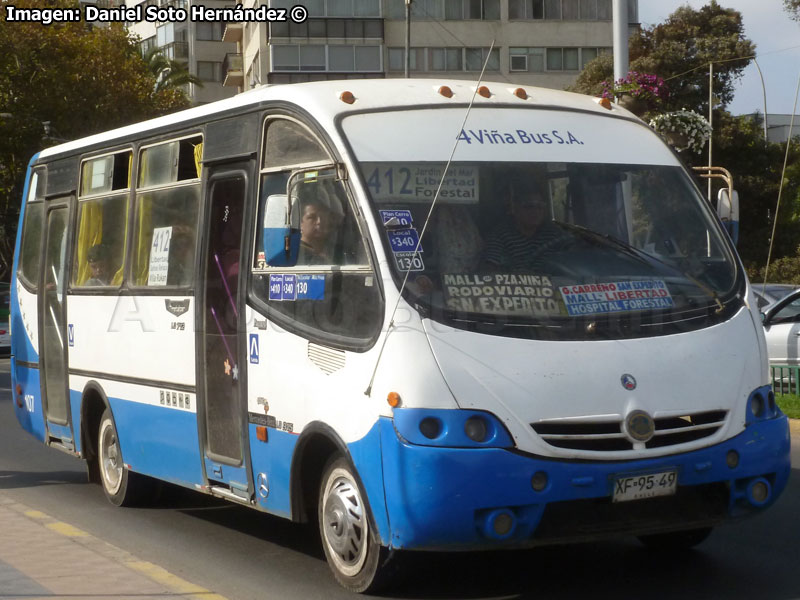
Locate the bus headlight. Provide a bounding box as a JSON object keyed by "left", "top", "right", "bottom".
{"left": 746, "top": 385, "right": 781, "bottom": 425}
{"left": 464, "top": 416, "right": 488, "bottom": 442}
{"left": 393, "top": 408, "right": 513, "bottom": 448}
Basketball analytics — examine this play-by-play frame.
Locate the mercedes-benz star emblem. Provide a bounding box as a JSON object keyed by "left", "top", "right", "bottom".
{"left": 621, "top": 374, "right": 637, "bottom": 390}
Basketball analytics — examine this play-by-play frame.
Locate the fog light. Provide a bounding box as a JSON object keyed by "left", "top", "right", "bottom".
{"left": 531, "top": 471, "right": 548, "bottom": 491}
{"left": 726, "top": 450, "right": 739, "bottom": 469}
{"left": 483, "top": 508, "right": 516, "bottom": 540}
{"left": 419, "top": 417, "right": 442, "bottom": 439}
{"left": 750, "top": 394, "right": 764, "bottom": 418}
{"left": 747, "top": 478, "right": 771, "bottom": 506}
{"left": 464, "top": 416, "right": 487, "bottom": 442}
{"left": 493, "top": 512, "right": 513, "bottom": 536}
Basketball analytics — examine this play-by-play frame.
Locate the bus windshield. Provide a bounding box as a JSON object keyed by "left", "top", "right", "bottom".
{"left": 359, "top": 160, "right": 739, "bottom": 337}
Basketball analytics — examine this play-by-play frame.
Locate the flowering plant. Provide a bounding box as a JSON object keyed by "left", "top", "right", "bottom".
{"left": 601, "top": 71, "right": 667, "bottom": 104}
{"left": 649, "top": 109, "right": 712, "bottom": 153}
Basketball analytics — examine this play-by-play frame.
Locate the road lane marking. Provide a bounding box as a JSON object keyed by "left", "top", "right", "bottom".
{"left": 46, "top": 521, "right": 90, "bottom": 537}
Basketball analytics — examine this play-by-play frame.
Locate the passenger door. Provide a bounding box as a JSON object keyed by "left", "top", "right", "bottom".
{"left": 40, "top": 200, "right": 75, "bottom": 450}
{"left": 198, "top": 166, "right": 252, "bottom": 502}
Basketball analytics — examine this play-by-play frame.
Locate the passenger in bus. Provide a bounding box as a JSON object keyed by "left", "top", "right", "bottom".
{"left": 482, "top": 183, "right": 564, "bottom": 271}
{"left": 85, "top": 244, "right": 112, "bottom": 286}
{"left": 167, "top": 226, "right": 195, "bottom": 286}
{"left": 298, "top": 186, "right": 339, "bottom": 265}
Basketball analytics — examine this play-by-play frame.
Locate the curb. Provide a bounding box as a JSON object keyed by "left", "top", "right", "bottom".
{"left": 790, "top": 418, "right": 800, "bottom": 437}
{"left": 0, "top": 493, "right": 229, "bottom": 600}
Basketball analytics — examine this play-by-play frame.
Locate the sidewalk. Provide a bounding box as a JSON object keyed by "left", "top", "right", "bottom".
{"left": 0, "top": 493, "right": 228, "bottom": 600}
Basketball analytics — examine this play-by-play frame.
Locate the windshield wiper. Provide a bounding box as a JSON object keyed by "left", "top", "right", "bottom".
{"left": 553, "top": 220, "right": 725, "bottom": 314}
{"left": 553, "top": 220, "right": 657, "bottom": 266}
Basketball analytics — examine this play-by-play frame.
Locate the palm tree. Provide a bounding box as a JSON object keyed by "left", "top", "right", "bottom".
{"left": 143, "top": 47, "right": 203, "bottom": 94}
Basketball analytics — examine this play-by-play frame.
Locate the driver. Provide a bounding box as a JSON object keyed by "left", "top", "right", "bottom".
{"left": 482, "top": 182, "right": 564, "bottom": 270}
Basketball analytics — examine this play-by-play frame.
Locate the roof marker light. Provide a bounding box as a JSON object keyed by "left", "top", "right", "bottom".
{"left": 438, "top": 85, "right": 454, "bottom": 98}
{"left": 595, "top": 97, "right": 612, "bottom": 110}
{"left": 513, "top": 87, "right": 528, "bottom": 100}
{"left": 339, "top": 91, "right": 356, "bottom": 104}
{"left": 387, "top": 392, "right": 402, "bottom": 408}
{"left": 477, "top": 85, "right": 491, "bottom": 98}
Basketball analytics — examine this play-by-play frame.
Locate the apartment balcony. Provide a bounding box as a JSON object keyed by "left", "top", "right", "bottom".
{"left": 223, "top": 53, "right": 244, "bottom": 87}
{"left": 222, "top": 22, "right": 243, "bottom": 43}
{"left": 162, "top": 41, "right": 189, "bottom": 61}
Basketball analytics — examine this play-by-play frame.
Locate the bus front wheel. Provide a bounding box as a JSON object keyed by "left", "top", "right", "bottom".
{"left": 318, "top": 456, "right": 396, "bottom": 593}
{"left": 97, "top": 409, "right": 147, "bottom": 507}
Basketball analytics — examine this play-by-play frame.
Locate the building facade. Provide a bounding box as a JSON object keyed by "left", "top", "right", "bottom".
{"left": 128, "top": 0, "right": 638, "bottom": 104}
{"left": 126, "top": 0, "right": 239, "bottom": 104}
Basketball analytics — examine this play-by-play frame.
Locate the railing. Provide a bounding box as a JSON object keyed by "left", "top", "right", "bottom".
{"left": 771, "top": 364, "right": 800, "bottom": 395}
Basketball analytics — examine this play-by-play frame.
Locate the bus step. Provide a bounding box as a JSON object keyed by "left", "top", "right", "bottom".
{"left": 209, "top": 485, "right": 253, "bottom": 505}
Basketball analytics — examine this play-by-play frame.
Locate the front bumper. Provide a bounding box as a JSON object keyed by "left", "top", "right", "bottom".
{"left": 379, "top": 415, "right": 791, "bottom": 550}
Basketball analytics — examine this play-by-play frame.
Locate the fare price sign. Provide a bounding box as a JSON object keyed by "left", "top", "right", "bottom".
{"left": 388, "top": 228, "right": 425, "bottom": 272}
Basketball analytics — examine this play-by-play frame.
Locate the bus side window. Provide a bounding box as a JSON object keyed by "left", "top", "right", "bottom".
{"left": 18, "top": 201, "right": 44, "bottom": 290}
{"left": 72, "top": 196, "right": 127, "bottom": 287}
{"left": 131, "top": 137, "right": 202, "bottom": 288}
{"left": 73, "top": 152, "right": 131, "bottom": 288}
{"left": 131, "top": 186, "right": 201, "bottom": 287}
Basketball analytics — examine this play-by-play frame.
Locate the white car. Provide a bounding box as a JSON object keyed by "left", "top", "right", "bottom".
{"left": 752, "top": 283, "right": 799, "bottom": 311}
{"left": 761, "top": 288, "right": 800, "bottom": 365}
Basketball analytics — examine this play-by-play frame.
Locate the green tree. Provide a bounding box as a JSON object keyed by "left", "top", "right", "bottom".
{"left": 0, "top": 0, "right": 189, "bottom": 279}
{"left": 571, "top": 1, "right": 755, "bottom": 114}
{"left": 785, "top": 0, "right": 800, "bottom": 21}
{"left": 143, "top": 48, "right": 203, "bottom": 93}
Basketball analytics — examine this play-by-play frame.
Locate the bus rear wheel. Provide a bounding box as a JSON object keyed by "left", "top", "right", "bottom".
{"left": 638, "top": 527, "right": 713, "bottom": 551}
{"left": 318, "top": 456, "right": 396, "bottom": 593}
{"left": 97, "top": 409, "right": 148, "bottom": 506}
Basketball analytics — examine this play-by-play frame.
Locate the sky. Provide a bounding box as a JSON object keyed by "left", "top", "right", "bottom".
{"left": 637, "top": 0, "right": 800, "bottom": 116}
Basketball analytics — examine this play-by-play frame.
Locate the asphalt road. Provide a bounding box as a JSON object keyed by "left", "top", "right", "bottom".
{"left": 1, "top": 356, "right": 798, "bottom": 600}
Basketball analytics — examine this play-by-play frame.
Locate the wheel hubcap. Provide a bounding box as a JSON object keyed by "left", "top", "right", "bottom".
{"left": 100, "top": 422, "right": 122, "bottom": 493}
{"left": 323, "top": 471, "right": 368, "bottom": 576}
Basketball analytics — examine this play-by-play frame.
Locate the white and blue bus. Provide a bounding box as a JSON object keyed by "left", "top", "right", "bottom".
{"left": 9, "top": 79, "right": 791, "bottom": 592}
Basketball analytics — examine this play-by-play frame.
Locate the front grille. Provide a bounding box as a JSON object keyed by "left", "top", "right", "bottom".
{"left": 531, "top": 410, "right": 728, "bottom": 452}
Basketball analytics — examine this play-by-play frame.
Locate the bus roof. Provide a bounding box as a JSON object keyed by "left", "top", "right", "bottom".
{"left": 36, "top": 79, "right": 632, "bottom": 161}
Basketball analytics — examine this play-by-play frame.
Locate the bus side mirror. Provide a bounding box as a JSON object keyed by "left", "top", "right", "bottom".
{"left": 717, "top": 188, "right": 739, "bottom": 246}
{"left": 262, "top": 194, "right": 299, "bottom": 267}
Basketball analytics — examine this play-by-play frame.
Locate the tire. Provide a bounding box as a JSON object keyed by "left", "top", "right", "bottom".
{"left": 97, "top": 408, "right": 149, "bottom": 507}
{"left": 638, "top": 527, "right": 713, "bottom": 551}
{"left": 318, "top": 456, "right": 397, "bottom": 593}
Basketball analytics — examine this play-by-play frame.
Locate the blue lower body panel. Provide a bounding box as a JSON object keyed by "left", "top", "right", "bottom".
{"left": 379, "top": 415, "right": 791, "bottom": 550}
{"left": 248, "top": 424, "right": 299, "bottom": 519}
{"left": 107, "top": 397, "right": 204, "bottom": 488}
{"left": 11, "top": 363, "right": 46, "bottom": 443}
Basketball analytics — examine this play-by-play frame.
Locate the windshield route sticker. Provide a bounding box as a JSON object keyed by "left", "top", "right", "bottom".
{"left": 366, "top": 164, "right": 479, "bottom": 204}
{"left": 269, "top": 274, "right": 325, "bottom": 301}
{"left": 442, "top": 274, "right": 562, "bottom": 316}
{"left": 388, "top": 227, "right": 425, "bottom": 272}
{"left": 559, "top": 280, "right": 674, "bottom": 316}
{"left": 380, "top": 209, "right": 413, "bottom": 228}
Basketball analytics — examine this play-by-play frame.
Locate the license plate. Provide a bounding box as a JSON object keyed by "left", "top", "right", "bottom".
{"left": 612, "top": 470, "right": 678, "bottom": 503}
